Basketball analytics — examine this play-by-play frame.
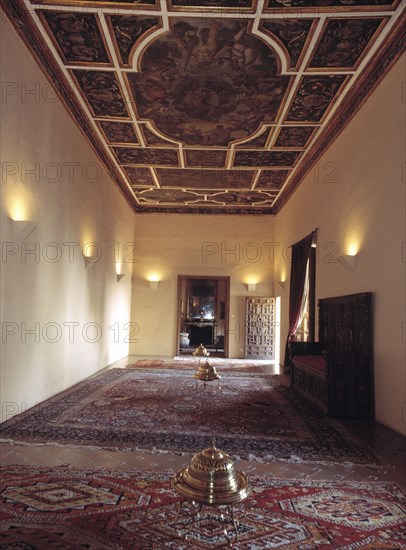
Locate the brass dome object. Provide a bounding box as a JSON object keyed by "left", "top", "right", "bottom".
{"left": 171, "top": 445, "right": 251, "bottom": 505}
{"left": 193, "top": 343, "right": 210, "bottom": 357}
{"left": 193, "top": 360, "right": 221, "bottom": 382}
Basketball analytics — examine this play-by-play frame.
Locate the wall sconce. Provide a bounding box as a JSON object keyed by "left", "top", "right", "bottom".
{"left": 9, "top": 218, "right": 37, "bottom": 241}
{"left": 338, "top": 254, "right": 357, "bottom": 271}
{"left": 276, "top": 280, "right": 285, "bottom": 290}
{"left": 246, "top": 283, "right": 256, "bottom": 292}
{"left": 83, "top": 254, "right": 95, "bottom": 269}
{"left": 115, "top": 260, "right": 124, "bottom": 282}
{"left": 83, "top": 250, "right": 98, "bottom": 269}
{"left": 82, "top": 242, "right": 100, "bottom": 269}
{"left": 147, "top": 272, "right": 161, "bottom": 289}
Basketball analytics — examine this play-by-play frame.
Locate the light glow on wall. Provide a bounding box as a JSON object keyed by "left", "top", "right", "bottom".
{"left": 9, "top": 200, "right": 27, "bottom": 221}
{"left": 5, "top": 190, "right": 37, "bottom": 240}
{"left": 244, "top": 276, "right": 259, "bottom": 286}
{"left": 344, "top": 225, "right": 363, "bottom": 256}
{"left": 6, "top": 189, "right": 33, "bottom": 221}
{"left": 244, "top": 276, "right": 260, "bottom": 292}
{"left": 339, "top": 235, "right": 361, "bottom": 271}
{"left": 82, "top": 229, "right": 96, "bottom": 257}
{"left": 347, "top": 241, "right": 360, "bottom": 256}
{"left": 146, "top": 272, "right": 162, "bottom": 289}
{"left": 147, "top": 272, "right": 161, "bottom": 283}
{"left": 83, "top": 243, "right": 96, "bottom": 258}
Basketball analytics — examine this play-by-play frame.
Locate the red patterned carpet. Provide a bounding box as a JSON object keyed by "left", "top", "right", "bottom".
{"left": 128, "top": 358, "right": 264, "bottom": 373}
{"left": 0, "top": 368, "right": 378, "bottom": 464}
{"left": 0, "top": 465, "right": 405, "bottom": 549}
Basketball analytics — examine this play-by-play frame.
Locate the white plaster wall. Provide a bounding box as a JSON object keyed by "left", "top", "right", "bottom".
{"left": 275, "top": 55, "right": 405, "bottom": 435}
{"left": 0, "top": 17, "right": 136, "bottom": 421}
{"left": 130, "top": 214, "right": 275, "bottom": 358}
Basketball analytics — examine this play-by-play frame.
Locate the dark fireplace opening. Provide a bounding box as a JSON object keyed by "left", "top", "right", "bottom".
{"left": 189, "top": 324, "right": 214, "bottom": 346}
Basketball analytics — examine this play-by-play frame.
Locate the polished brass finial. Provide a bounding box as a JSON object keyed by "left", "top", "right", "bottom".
{"left": 193, "top": 344, "right": 210, "bottom": 357}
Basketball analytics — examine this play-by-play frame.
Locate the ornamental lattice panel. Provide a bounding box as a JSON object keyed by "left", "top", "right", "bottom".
{"left": 245, "top": 297, "right": 276, "bottom": 360}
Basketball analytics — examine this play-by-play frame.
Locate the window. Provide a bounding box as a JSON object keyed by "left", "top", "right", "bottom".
{"left": 293, "top": 245, "right": 316, "bottom": 342}
{"left": 284, "top": 229, "right": 317, "bottom": 367}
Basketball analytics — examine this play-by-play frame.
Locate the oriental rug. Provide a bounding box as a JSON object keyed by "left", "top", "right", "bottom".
{"left": 0, "top": 368, "right": 377, "bottom": 465}
{"left": 129, "top": 357, "right": 264, "bottom": 373}
{"left": 0, "top": 465, "right": 405, "bottom": 549}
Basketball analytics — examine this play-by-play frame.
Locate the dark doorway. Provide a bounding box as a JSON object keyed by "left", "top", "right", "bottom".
{"left": 177, "top": 276, "right": 230, "bottom": 357}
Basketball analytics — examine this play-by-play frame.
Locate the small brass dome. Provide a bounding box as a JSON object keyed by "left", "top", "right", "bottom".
{"left": 193, "top": 344, "right": 210, "bottom": 357}
{"left": 193, "top": 360, "right": 221, "bottom": 381}
{"left": 171, "top": 445, "right": 251, "bottom": 505}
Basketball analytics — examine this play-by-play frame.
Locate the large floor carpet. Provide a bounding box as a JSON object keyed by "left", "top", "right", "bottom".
{"left": 0, "top": 465, "right": 405, "bottom": 549}
{"left": 0, "top": 367, "right": 377, "bottom": 465}
{"left": 129, "top": 357, "right": 264, "bottom": 373}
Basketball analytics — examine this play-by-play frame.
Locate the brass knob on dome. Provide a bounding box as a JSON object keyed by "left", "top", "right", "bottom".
{"left": 193, "top": 344, "right": 210, "bottom": 357}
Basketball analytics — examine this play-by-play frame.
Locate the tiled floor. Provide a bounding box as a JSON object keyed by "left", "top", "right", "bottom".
{"left": 1, "top": 356, "right": 405, "bottom": 488}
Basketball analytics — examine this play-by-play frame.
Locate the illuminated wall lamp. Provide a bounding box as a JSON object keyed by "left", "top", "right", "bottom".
{"left": 276, "top": 280, "right": 285, "bottom": 290}
{"left": 150, "top": 280, "right": 159, "bottom": 289}
{"left": 246, "top": 283, "right": 256, "bottom": 292}
{"left": 9, "top": 218, "right": 37, "bottom": 241}
{"left": 83, "top": 243, "right": 100, "bottom": 269}
{"left": 116, "top": 273, "right": 125, "bottom": 283}
{"left": 83, "top": 250, "right": 99, "bottom": 269}
{"left": 83, "top": 254, "right": 96, "bottom": 269}
{"left": 338, "top": 254, "right": 357, "bottom": 271}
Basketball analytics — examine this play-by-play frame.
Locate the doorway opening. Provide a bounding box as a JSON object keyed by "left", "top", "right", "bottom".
{"left": 177, "top": 276, "right": 230, "bottom": 357}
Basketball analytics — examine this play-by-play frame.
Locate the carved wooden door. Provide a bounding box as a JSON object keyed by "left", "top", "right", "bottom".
{"left": 245, "top": 297, "right": 276, "bottom": 359}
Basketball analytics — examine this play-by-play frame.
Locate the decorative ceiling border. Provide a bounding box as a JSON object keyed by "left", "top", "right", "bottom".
{"left": 29, "top": 0, "right": 161, "bottom": 10}
{"left": 263, "top": 0, "right": 401, "bottom": 14}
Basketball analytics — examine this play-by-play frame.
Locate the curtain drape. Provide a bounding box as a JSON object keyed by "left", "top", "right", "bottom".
{"left": 284, "top": 230, "right": 317, "bottom": 366}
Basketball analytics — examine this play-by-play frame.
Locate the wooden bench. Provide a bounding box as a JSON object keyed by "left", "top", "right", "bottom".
{"left": 289, "top": 293, "right": 374, "bottom": 419}
{"left": 289, "top": 343, "right": 327, "bottom": 412}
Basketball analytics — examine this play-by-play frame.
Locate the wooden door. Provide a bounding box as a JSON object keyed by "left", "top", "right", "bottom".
{"left": 245, "top": 297, "right": 276, "bottom": 359}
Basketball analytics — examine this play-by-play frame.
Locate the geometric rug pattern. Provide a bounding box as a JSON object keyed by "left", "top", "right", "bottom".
{"left": 129, "top": 358, "right": 264, "bottom": 373}
{"left": 0, "top": 368, "right": 379, "bottom": 465}
{"left": 0, "top": 466, "right": 405, "bottom": 549}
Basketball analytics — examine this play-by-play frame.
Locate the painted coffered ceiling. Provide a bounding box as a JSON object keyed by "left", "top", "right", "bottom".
{"left": 3, "top": 0, "right": 405, "bottom": 214}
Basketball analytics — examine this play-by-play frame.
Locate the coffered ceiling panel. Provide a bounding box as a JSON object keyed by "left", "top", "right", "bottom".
{"left": 2, "top": 0, "right": 404, "bottom": 214}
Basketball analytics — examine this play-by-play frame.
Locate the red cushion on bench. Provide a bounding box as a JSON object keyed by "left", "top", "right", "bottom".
{"left": 292, "top": 355, "right": 326, "bottom": 373}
